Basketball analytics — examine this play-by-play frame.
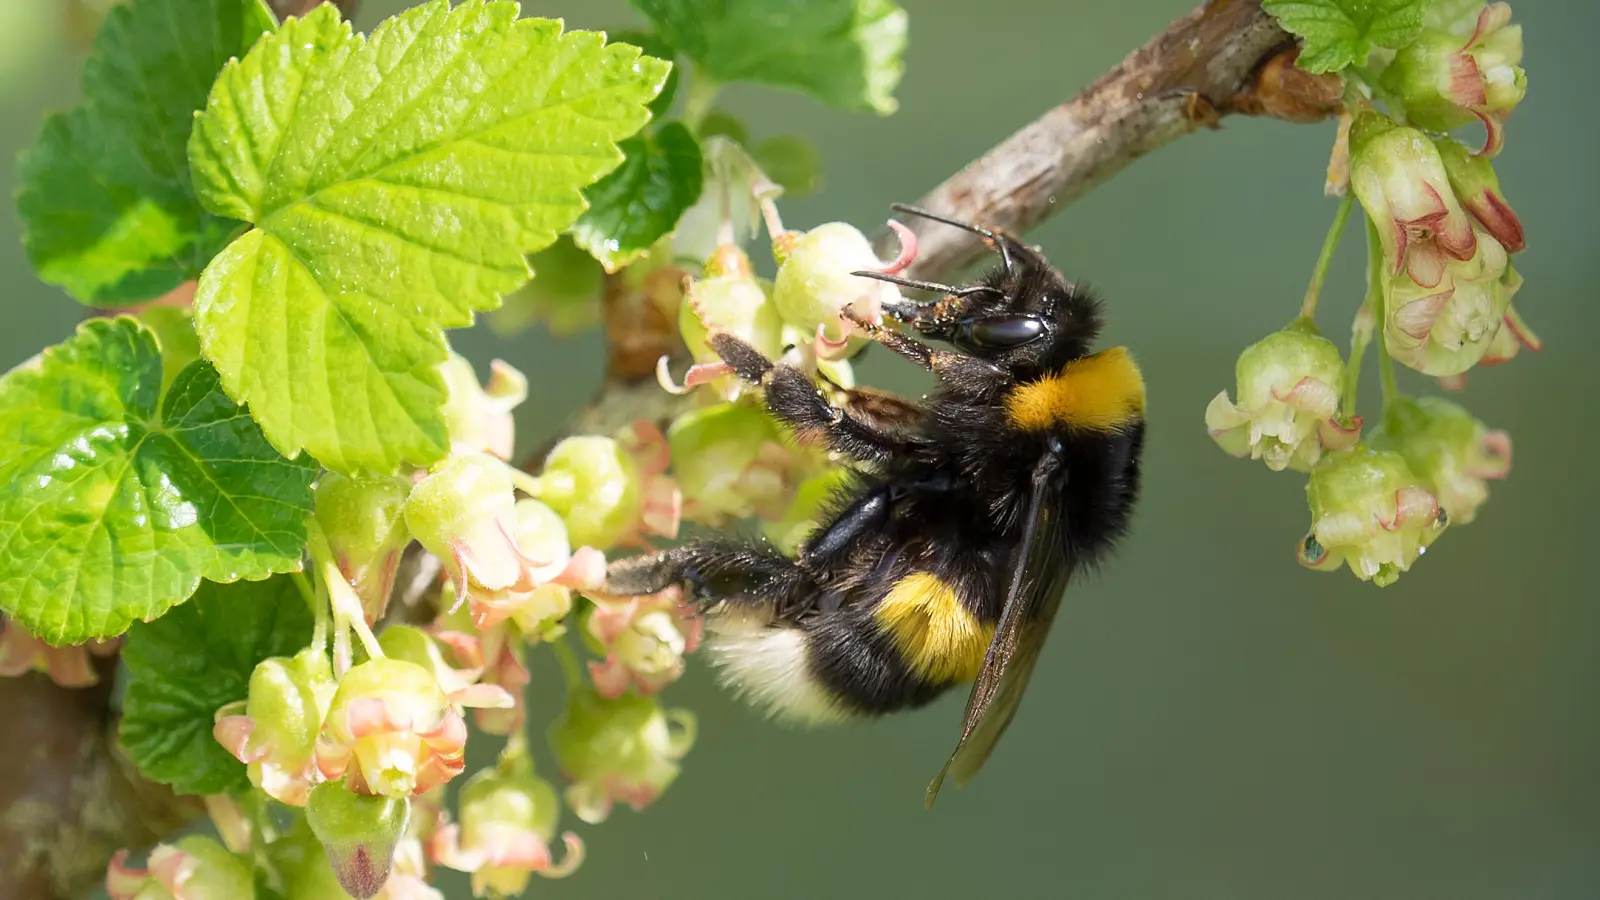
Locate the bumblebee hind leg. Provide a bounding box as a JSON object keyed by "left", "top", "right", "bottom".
{"left": 602, "top": 539, "right": 820, "bottom": 623}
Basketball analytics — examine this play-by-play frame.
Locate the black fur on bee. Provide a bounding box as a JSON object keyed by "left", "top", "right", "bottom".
{"left": 604, "top": 204, "right": 1146, "bottom": 806}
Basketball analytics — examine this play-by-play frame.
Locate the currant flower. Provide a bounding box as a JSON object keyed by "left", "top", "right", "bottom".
{"left": 405, "top": 454, "right": 537, "bottom": 605}
{"left": 438, "top": 352, "right": 528, "bottom": 461}
{"left": 584, "top": 585, "right": 703, "bottom": 698}
{"left": 314, "top": 658, "right": 511, "bottom": 798}
{"left": 1206, "top": 323, "right": 1361, "bottom": 472}
{"left": 429, "top": 760, "right": 584, "bottom": 898}
{"left": 548, "top": 687, "right": 697, "bottom": 824}
{"left": 1381, "top": 2, "right": 1525, "bottom": 157}
{"left": 0, "top": 616, "right": 118, "bottom": 688}
{"left": 1382, "top": 229, "right": 1514, "bottom": 377}
{"left": 527, "top": 424, "right": 681, "bottom": 551}
{"left": 672, "top": 246, "right": 784, "bottom": 402}
{"left": 468, "top": 499, "right": 604, "bottom": 634}
{"left": 212, "top": 645, "right": 336, "bottom": 807}
{"left": 771, "top": 220, "right": 907, "bottom": 359}
{"left": 1368, "top": 396, "right": 1511, "bottom": 526}
{"left": 1479, "top": 295, "right": 1542, "bottom": 367}
{"left": 305, "top": 781, "right": 412, "bottom": 899}
{"left": 378, "top": 625, "right": 482, "bottom": 696}
{"left": 106, "top": 836, "right": 254, "bottom": 900}
{"left": 1434, "top": 135, "right": 1524, "bottom": 253}
{"left": 314, "top": 472, "right": 413, "bottom": 624}
{"left": 1350, "top": 112, "right": 1478, "bottom": 291}
{"left": 1297, "top": 445, "right": 1451, "bottom": 586}
{"left": 668, "top": 402, "right": 800, "bottom": 524}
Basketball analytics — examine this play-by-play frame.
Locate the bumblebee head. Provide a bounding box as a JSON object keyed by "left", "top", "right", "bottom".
{"left": 852, "top": 205, "right": 1104, "bottom": 374}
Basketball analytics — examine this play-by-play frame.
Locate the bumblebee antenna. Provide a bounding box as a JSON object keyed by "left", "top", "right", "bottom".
{"left": 850, "top": 270, "right": 1003, "bottom": 299}
{"left": 888, "top": 203, "right": 1015, "bottom": 279}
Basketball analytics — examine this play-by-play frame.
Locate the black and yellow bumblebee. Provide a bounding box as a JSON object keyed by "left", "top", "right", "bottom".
{"left": 604, "top": 205, "right": 1146, "bottom": 806}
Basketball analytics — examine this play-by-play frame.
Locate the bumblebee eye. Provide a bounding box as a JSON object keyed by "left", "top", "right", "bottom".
{"left": 962, "top": 315, "right": 1045, "bottom": 348}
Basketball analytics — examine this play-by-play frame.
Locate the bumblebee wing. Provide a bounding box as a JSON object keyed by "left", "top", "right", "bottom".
{"left": 925, "top": 450, "right": 1069, "bottom": 808}
{"left": 839, "top": 386, "right": 927, "bottom": 438}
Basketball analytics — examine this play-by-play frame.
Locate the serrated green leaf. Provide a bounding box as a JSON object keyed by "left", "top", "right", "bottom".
{"left": 15, "top": 0, "right": 275, "bottom": 306}
{"left": 186, "top": 0, "right": 670, "bottom": 474}
{"left": 120, "top": 575, "right": 313, "bottom": 796}
{"left": 610, "top": 29, "right": 680, "bottom": 118}
{"left": 1264, "top": 0, "right": 1431, "bottom": 74}
{"left": 627, "top": 0, "right": 907, "bottom": 114}
{"left": 753, "top": 135, "right": 821, "bottom": 198}
{"left": 573, "top": 122, "right": 704, "bottom": 272}
{"left": 0, "top": 318, "right": 317, "bottom": 644}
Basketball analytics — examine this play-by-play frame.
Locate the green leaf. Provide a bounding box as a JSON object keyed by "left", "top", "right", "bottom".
{"left": 15, "top": 0, "right": 275, "bottom": 306}
{"left": 610, "top": 29, "right": 680, "bottom": 118}
{"left": 0, "top": 318, "right": 317, "bottom": 644}
{"left": 698, "top": 109, "right": 750, "bottom": 146}
{"left": 120, "top": 575, "right": 313, "bottom": 796}
{"left": 573, "top": 122, "right": 705, "bottom": 272}
{"left": 626, "top": 0, "right": 907, "bottom": 114}
{"left": 138, "top": 305, "right": 203, "bottom": 394}
{"left": 1264, "top": 0, "right": 1432, "bottom": 74}
{"left": 753, "top": 135, "right": 821, "bottom": 198}
{"left": 187, "top": 0, "right": 670, "bottom": 474}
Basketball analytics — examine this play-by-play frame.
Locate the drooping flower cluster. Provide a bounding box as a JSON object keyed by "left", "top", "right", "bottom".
{"left": 1209, "top": 1, "right": 1534, "bottom": 586}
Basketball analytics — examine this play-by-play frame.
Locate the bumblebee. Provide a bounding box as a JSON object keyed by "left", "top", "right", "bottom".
{"left": 604, "top": 205, "right": 1146, "bottom": 806}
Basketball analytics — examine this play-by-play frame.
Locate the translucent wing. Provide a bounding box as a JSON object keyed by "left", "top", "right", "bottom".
{"left": 925, "top": 450, "right": 1070, "bottom": 808}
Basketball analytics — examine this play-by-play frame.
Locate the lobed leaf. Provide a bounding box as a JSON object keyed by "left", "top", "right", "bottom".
{"left": 1264, "top": 0, "right": 1432, "bottom": 74}
{"left": 573, "top": 122, "right": 705, "bottom": 272}
{"left": 15, "top": 0, "right": 275, "bottom": 306}
{"left": 0, "top": 317, "right": 317, "bottom": 644}
{"left": 627, "top": 0, "right": 907, "bottom": 114}
{"left": 187, "top": 0, "right": 670, "bottom": 473}
{"left": 120, "top": 575, "right": 313, "bottom": 796}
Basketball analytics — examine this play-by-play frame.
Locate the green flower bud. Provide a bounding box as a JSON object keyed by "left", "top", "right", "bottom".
{"left": 106, "top": 836, "right": 254, "bottom": 900}
{"left": 1380, "top": 3, "right": 1524, "bottom": 157}
{"left": 531, "top": 436, "right": 643, "bottom": 550}
{"left": 668, "top": 402, "right": 795, "bottom": 523}
{"left": 1350, "top": 112, "right": 1478, "bottom": 290}
{"left": 1298, "top": 446, "right": 1450, "bottom": 587}
{"left": 305, "top": 781, "right": 412, "bottom": 899}
{"left": 212, "top": 645, "right": 335, "bottom": 807}
{"left": 548, "top": 687, "right": 696, "bottom": 824}
{"left": 314, "top": 472, "right": 412, "bottom": 624}
{"left": 431, "top": 762, "right": 584, "bottom": 897}
{"left": 771, "top": 222, "right": 902, "bottom": 358}
{"left": 1367, "top": 396, "right": 1511, "bottom": 526}
{"left": 1206, "top": 324, "right": 1360, "bottom": 472}
{"left": 438, "top": 352, "right": 528, "bottom": 461}
{"left": 405, "top": 454, "right": 534, "bottom": 600}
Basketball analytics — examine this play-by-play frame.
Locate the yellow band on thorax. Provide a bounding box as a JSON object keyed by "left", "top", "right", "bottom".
{"left": 1004, "top": 346, "right": 1146, "bottom": 432}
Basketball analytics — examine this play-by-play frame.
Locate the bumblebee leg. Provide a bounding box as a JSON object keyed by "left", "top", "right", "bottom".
{"left": 603, "top": 540, "right": 821, "bottom": 622}
{"left": 706, "top": 332, "right": 916, "bottom": 465}
{"left": 839, "top": 309, "right": 933, "bottom": 369}
{"left": 841, "top": 309, "right": 1011, "bottom": 392}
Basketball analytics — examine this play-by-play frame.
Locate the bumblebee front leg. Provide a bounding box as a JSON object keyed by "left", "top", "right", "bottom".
{"left": 841, "top": 309, "right": 1009, "bottom": 392}
{"left": 706, "top": 332, "right": 913, "bottom": 465}
{"left": 603, "top": 539, "right": 821, "bottom": 623}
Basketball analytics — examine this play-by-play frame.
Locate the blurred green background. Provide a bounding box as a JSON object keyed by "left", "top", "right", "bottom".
{"left": 6, "top": 1, "right": 1597, "bottom": 898}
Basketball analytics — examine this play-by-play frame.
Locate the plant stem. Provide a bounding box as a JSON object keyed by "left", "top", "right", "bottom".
{"left": 681, "top": 69, "right": 721, "bottom": 132}
{"left": 550, "top": 637, "right": 583, "bottom": 690}
{"left": 1299, "top": 190, "right": 1355, "bottom": 321}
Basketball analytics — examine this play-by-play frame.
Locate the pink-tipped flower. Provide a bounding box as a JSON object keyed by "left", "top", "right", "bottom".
{"left": 467, "top": 499, "right": 602, "bottom": 635}
{"left": 314, "top": 472, "right": 413, "bottom": 624}
{"left": 107, "top": 836, "right": 254, "bottom": 900}
{"left": 1350, "top": 112, "right": 1478, "bottom": 290}
{"left": 1382, "top": 229, "right": 1514, "bottom": 377}
{"left": 676, "top": 247, "right": 784, "bottom": 402}
{"left": 472, "top": 637, "right": 531, "bottom": 737}
{"left": 0, "top": 616, "right": 118, "bottom": 688}
{"left": 770, "top": 221, "right": 907, "bottom": 358}
{"left": 1369, "top": 396, "right": 1512, "bottom": 527}
{"left": 1205, "top": 324, "right": 1361, "bottom": 473}
{"left": 429, "top": 762, "right": 584, "bottom": 898}
{"left": 405, "top": 454, "right": 538, "bottom": 606}
{"left": 668, "top": 402, "right": 802, "bottom": 524}
{"left": 212, "top": 646, "right": 336, "bottom": 807}
{"left": 1297, "top": 445, "right": 1451, "bottom": 587}
{"left": 1479, "top": 298, "right": 1542, "bottom": 367}
{"left": 1381, "top": 3, "right": 1525, "bottom": 157}
{"left": 314, "top": 658, "right": 510, "bottom": 798}
{"left": 1434, "top": 136, "right": 1524, "bottom": 253}
{"left": 528, "top": 426, "right": 681, "bottom": 552}
{"left": 548, "top": 687, "right": 697, "bottom": 824}
{"left": 584, "top": 586, "right": 703, "bottom": 698}
{"left": 438, "top": 352, "right": 528, "bottom": 462}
